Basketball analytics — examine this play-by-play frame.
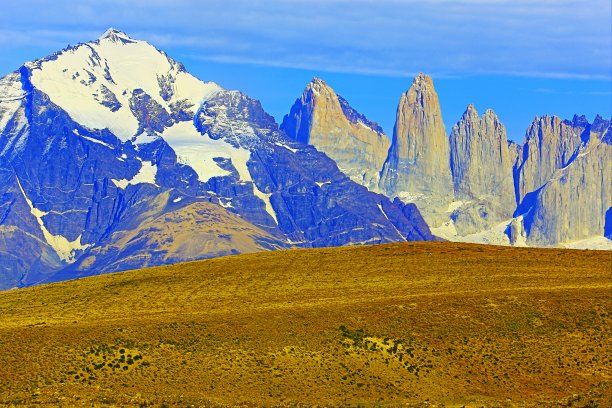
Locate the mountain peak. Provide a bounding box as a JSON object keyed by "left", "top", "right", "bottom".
{"left": 98, "top": 27, "right": 135, "bottom": 43}
{"left": 465, "top": 103, "right": 478, "bottom": 115}
{"left": 306, "top": 77, "right": 332, "bottom": 95}
{"left": 483, "top": 108, "right": 500, "bottom": 120}
{"left": 310, "top": 77, "right": 326, "bottom": 85}
{"left": 413, "top": 72, "right": 434, "bottom": 87}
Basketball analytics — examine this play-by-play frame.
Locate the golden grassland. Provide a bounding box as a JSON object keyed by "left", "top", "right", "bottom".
{"left": 0, "top": 242, "right": 610, "bottom": 407}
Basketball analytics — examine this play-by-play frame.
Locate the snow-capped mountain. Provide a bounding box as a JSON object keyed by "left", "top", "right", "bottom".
{"left": 0, "top": 29, "right": 434, "bottom": 290}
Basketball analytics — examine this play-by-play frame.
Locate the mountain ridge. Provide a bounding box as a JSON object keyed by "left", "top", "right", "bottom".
{"left": 0, "top": 29, "right": 434, "bottom": 290}
{"left": 0, "top": 28, "right": 609, "bottom": 290}
{"left": 286, "top": 73, "right": 610, "bottom": 249}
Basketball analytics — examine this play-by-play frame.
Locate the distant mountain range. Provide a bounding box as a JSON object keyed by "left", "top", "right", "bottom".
{"left": 282, "top": 73, "right": 611, "bottom": 249}
{"left": 0, "top": 29, "right": 609, "bottom": 289}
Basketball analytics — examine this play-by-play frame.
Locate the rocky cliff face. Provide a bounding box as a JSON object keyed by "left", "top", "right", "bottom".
{"left": 280, "top": 73, "right": 610, "bottom": 249}
{"left": 516, "top": 115, "right": 587, "bottom": 203}
{"left": 379, "top": 73, "right": 454, "bottom": 226}
{"left": 448, "top": 105, "right": 515, "bottom": 234}
{"left": 517, "top": 118, "right": 611, "bottom": 246}
{"left": 450, "top": 105, "right": 515, "bottom": 207}
{"left": 280, "top": 78, "right": 389, "bottom": 190}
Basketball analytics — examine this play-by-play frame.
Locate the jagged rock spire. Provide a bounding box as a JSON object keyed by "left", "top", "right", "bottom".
{"left": 449, "top": 104, "right": 515, "bottom": 207}
{"left": 281, "top": 77, "right": 390, "bottom": 190}
{"left": 379, "top": 73, "right": 453, "bottom": 226}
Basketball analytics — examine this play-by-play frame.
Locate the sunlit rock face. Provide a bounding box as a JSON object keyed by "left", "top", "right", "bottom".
{"left": 518, "top": 118, "right": 611, "bottom": 246}
{"left": 448, "top": 105, "right": 515, "bottom": 234}
{"left": 515, "top": 115, "right": 586, "bottom": 203}
{"left": 379, "top": 73, "right": 454, "bottom": 226}
{"left": 281, "top": 78, "right": 390, "bottom": 190}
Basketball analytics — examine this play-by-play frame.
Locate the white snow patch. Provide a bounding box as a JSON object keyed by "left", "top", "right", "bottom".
{"left": 253, "top": 188, "right": 278, "bottom": 224}
{"left": 377, "top": 203, "right": 405, "bottom": 241}
{"left": 131, "top": 160, "right": 158, "bottom": 185}
{"left": 274, "top": 142, "right": 299, "bottom": 153}
{"left": 0, "top": 73, "right": 26, "bottom": 131}
{"left": 457, "top": 220, "right": 514, "bottom": 246}
{"left": 431, "top": 217, "right": 524, "bottom": 247}
{"left": 377, "top": 204, "right": 389, "bottom": 221}
{"left": 111, "top": 159, "right": 158, "bottom": 189}
{"left": 447, "top": 201, "right": 466, "bottom": 213}
{"left": 347, "top": 237, "right": 381, "bottom": 246}
{"left": 132, "top": 133, "right": 160, "bottom": 145}
{"left": 110, "top": 179, "right": 128, "bottom": 189}
{"left": 15, "top": 176, "right": 90, "bottom": 263}
{"left": 357, "top": 121, "right": 374, "bottom": 131}
{"left": 159, "top": 121, "right": 252, "bottom": 183}
{"left": 286, "top": 239, "right": 308, "bottom": 245}
{"left": 219, "top": 198, "right": 233, "bottom": 208}
{"left": 396, "top": 192, "right": 425, "bottom": 203}
{"left": 73, "top": 130, "right": 114, "bottom": 149}
{"left": 510, "top": 216, "right": 528, "bottom": 247}
{"left": 560, "top": 236, "right": 612, "bottom": 250}
{"left": 430, "top": 220, "right": 459, "bottom": 240}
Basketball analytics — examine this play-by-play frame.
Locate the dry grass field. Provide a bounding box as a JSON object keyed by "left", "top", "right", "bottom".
{"left": 0, "top": 242, "right": 610, "bottom": 407}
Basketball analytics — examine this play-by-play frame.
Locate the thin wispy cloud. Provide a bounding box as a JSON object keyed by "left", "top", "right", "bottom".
{"left": 0, "top": 0, "right": 609, "bottom": 80}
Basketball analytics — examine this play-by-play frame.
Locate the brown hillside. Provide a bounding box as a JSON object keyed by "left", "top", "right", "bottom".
{"left": 0, "top": 242, "right": 610, "bottom": 406}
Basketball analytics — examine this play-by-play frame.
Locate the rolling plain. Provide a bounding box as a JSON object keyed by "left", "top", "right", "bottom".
{"left": 0, "top": 242, "right": 610, "bottom": 406}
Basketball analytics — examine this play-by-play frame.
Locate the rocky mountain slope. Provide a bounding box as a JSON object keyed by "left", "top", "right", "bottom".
{"left": 0, "top": 29, "right": 434, "bottom": 290}
{"left": 0, "top": 28, "right": 608, "bottom": 289}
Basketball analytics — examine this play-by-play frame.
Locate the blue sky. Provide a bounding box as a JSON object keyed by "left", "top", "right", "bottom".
{"left": 1, "top": 0, "right": 610, "bottom": 141}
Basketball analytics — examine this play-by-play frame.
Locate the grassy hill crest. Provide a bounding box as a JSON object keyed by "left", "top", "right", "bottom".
{"left": 0, "top": 242, "right": 610, "bottom": 406}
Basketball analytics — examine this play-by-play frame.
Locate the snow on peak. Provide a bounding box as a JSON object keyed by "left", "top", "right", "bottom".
{"left": 98, "top": 28, "right": 135, "bottom": 43}
{"left": 27, "top": 29, "right": 221, "bottom": 141}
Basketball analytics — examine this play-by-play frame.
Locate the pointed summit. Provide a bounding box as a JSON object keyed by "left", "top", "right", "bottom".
{"left": 379, "top": 73, "right": 453, "bottom": 226}
{"left": 413, "top": 72, "right": 434, "bottom": 87}
{"left": 303, "top": 77, "right": 332, "bottom": 97}
{"left": 309, "top": 77, "right": 326, "bottom": 86}
{"left": 449, "top": 104, "right": 515, "bottom": 232}
{"left": 24, "top": 25, "right": 219, "bottom": 141}
{"left": 516, "top": 115, "right": 584, "bottom": 202}
{"left": 281, "top": 78, "right": 389, "bottom": 190}
{"left": 98, "top": 27, "right": 136, "bottom": 43}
